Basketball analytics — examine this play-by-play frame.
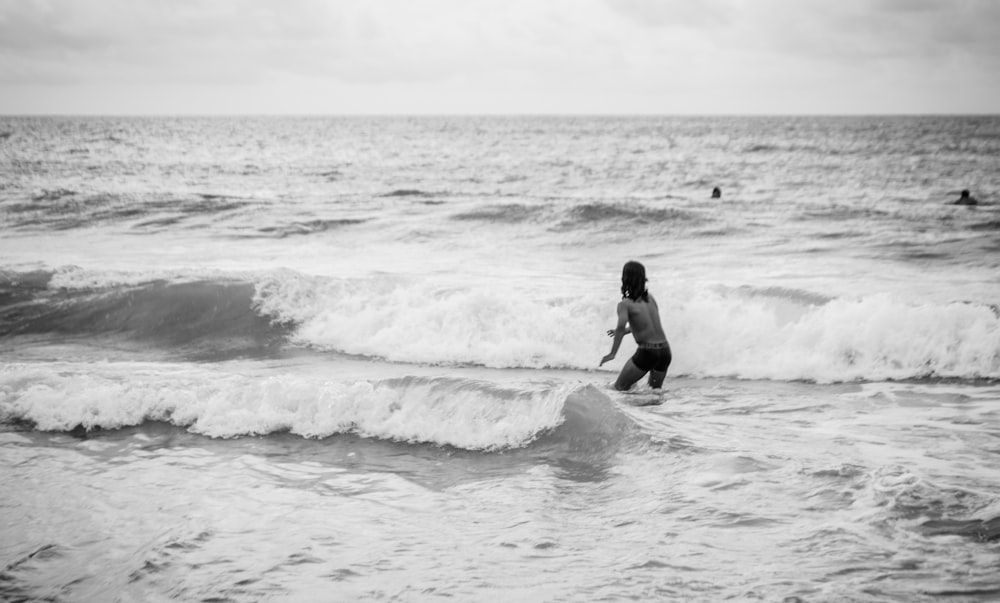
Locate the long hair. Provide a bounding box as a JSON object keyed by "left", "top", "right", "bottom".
{"left": 620, "top": 261, "right": 648, "bottom": 301}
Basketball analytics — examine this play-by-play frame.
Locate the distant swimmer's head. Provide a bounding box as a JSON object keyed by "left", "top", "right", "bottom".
{"left": 621, "top": 261, "right": 648, "bottom": 301}
{"left": 711, "top": 187, "right": 721, "bottom": 198}
{"left": 955, "top": 189, "right": 978, "bottom": 205}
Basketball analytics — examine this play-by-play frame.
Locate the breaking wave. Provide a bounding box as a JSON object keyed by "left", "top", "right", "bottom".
{"left": 0, "top": 363, "right": 595, "bottom": 451}
{"left": 2, "top": 267, "right": 998, "bottom": 382}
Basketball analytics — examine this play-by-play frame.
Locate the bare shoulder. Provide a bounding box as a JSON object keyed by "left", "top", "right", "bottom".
{"left": 613, "top": 300, "right": 627, "bottom": 321}
{"left": 618, "top": 298, "right": 637, "bottom": 312}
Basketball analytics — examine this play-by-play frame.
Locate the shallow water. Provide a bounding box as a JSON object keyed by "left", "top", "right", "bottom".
{"left": 2, "top": 115, "right": 999, "bottom": 601}
{"left": 3, "top": 359, "right": 999, "bottom": 601}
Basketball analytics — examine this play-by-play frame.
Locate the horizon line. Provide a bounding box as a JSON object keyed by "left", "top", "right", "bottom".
{"left": 2, "top": 112, "right": 999, "bottom": 118}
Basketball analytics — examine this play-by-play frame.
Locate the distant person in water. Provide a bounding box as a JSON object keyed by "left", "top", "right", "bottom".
{"left": 600, "top": 261, "right": 672, "bottom": 391}
{"left": 953, "top": 190, "right": 978, "bottom": 206}
{"left": 711, "top": 187, "right": 722, "bottom": 199}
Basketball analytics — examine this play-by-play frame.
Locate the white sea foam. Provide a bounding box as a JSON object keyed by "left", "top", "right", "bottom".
{"left": 18, "top": 266, "right": 1000, "bottom": 382}
{"left": 668, "top": 286, "right": 1000, "bottom": 382}
{"left": 252, "top": 270, "right": 607, "bottom": 370}
{"left": 252, "top": 270, "right": 1000, "bottom": 382}
{"left": 0, "top": 363, "right": 572, "bottom": 450}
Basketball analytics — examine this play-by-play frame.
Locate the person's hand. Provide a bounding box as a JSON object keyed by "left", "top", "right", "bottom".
{"left": 606, "top": 329, "right": 614, "bottom": 337}
{"left": 600, "top": 353, "right": 615, "bottom": 366}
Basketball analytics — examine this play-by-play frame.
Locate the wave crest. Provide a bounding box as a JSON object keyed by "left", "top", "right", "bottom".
{"left": 1, "top": 271, "right": 291, "bottom": 360}
{"left": 0, "top": 364, "right": 582, "bottom": 450}
{"left": 4, "top": 267, "right": 998, "bottom": 382}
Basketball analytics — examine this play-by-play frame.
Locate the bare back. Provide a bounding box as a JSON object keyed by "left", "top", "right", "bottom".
{"left": 622, "top": 294, "right": 667, "bottom": 344}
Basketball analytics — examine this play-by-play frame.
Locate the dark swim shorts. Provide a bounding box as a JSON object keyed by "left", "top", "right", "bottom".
{"left": 631, "top": 342, "right": 672, "bottom": 373}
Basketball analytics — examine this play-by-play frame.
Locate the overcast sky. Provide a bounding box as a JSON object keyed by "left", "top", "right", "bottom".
{"left": 1, "top": 0, "right": 998, "bottom": 115}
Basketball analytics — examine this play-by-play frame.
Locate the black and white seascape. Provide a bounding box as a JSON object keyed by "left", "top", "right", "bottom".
{"left": 2, "top": 3, "right": 999, "bottom": 602}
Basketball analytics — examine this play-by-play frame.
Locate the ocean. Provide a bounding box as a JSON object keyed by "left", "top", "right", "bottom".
{"left": 1, "top": 115, "right": 998, "bottom": 602}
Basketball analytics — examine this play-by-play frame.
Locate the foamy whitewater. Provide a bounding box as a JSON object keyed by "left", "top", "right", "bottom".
{"left": 1, "top": 116, "right": 999, "bottom": 601}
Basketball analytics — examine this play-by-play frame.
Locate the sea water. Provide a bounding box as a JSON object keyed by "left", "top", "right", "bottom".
{"left": 1, "top": 115, "right": 999, "bottom": 602}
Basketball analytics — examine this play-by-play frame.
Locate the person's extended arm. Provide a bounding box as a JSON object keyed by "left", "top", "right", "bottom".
{"left": 600, "top": 301, "right": 629, "bottom": 366}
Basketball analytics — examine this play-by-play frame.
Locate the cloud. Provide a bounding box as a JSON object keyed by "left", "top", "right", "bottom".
{"left": 306, "top": 1, "right": 633, "bottom": 85}
{"left": 0, "top": 0, "right": 620, "bottom": 87}
{"left": 0, "top": 0, "right": 997, "bottom": 113}
{"left": 740, "top": 0, "right": 1000, "bottom": 63}
{"left": 603, "top": 0, "right": 734, "bottom": 28}
{"left": 0, "top": 0, "right": 340, "bottom": 84}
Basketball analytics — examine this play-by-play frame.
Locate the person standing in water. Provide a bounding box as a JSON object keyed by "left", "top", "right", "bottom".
{"left": 600, "top": 261, "right": 672, "bottom": 391}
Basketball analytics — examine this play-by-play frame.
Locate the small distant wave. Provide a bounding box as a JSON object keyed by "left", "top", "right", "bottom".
{"left": 0, "top": 366, "right": 585, "bottom": 450}
{"left": 316, "top": 168, "right": 342, "bottom": 181}
{"left": 743, "top": 143, "right": 781, "bottom": 153}
{"left": 31, "top": 188, "right": 77, "bottom": 202}
{"left": 256, "top": 218, "right": 368, "bottom": 238}
{"left": 798, "top": 205, "right": 892, "bottom": 223}
{"left": 555, "top": 202, "right": 702, "bottom": 231}
{"left": 4, "top": 192, "right": 254, "bottom": 231}
{"left": 381, "top": 189, "right": 436, "bottom": 198}
{"left": 448, "top": 200, "right": 700, "bottom": 228}
{"left": 741, "top": 141, "right": 831, "bottom": 155}
{"left": 451, "top": 204, "right": 544, "bottom": 224}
